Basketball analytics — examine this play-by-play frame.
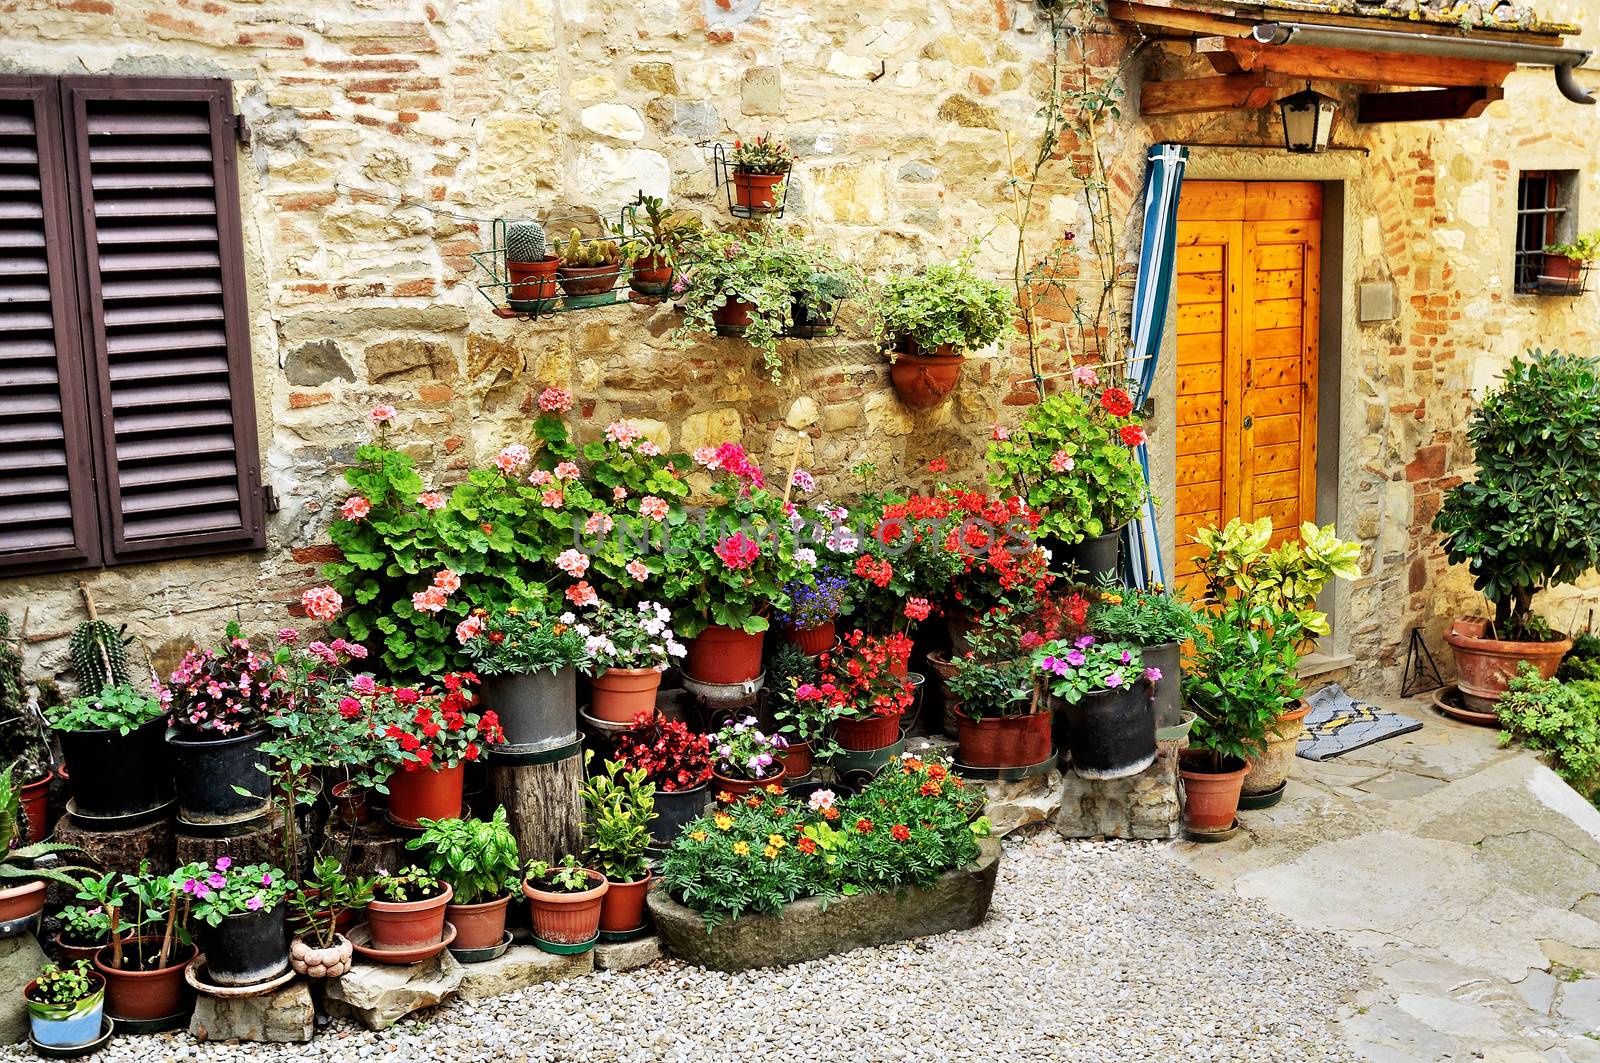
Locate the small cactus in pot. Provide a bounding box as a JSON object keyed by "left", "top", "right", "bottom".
{"left": 503, "top": 220, "right": 558, "bottom": 309}
{"left": 505, "top": 220, "right": 548, "bottom": 265}
{"left": 556, "top": 228, "right": 623, "bottom": 300}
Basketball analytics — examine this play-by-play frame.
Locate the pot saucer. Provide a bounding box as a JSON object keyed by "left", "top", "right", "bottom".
{"left": 1237, "top": 781, "right": 1287, "bottom": 810}
{"left": 448, "top": 929, "right": 512, "bottom": 964}
{"left": 185, "top": 956, "right": 295, "bottom": 998}
{"left": 65, "top": 798, "right": 175, "bottom": 831}
{"left": 1182, "top": 817, "right": 1241, "bottom": 843}
{"left": 532, "top": 930, "right": 598, "bottom": 956}
{"left": 597, "top": 925, "right": 652, "bottom": 944}
{"left": 1431, "top": 685, "right": 1499, "bottom": 728}
{"left": 348, "top": 922, "right": 457, "bottom": 965}
{"left": 28, "top": 1015, "right": 114, "bottom": 1059}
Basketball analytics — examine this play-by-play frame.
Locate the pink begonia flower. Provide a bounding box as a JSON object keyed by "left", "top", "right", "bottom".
{"left": 351, "top": 675, "right": 377, "bottom": 696}
{"left": 277, "top": 628, "right": 299, "bottom": 644}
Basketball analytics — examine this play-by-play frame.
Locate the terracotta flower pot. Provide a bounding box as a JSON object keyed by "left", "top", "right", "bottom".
{"left": 955, "top": 708, "right": 1052, "bottom": 768}
{"left": 367, "top": 883, "right": 453, "bottom": 950}
{"left": 557, "top": 264, "right": 621, "bottom": 297}
{"left": 386, "top": 763, "right": 465, "bottom": 828}
{"left": 446, "top": 894, "right": 511, "bottom": 951}
{"left": 94, "top": 938, "right": 196, "bottom": 1021}
{"left": 832, "top": 711, "right": 903, "bottom": 752}
{"left": 629, "top": 254, "right": 674, "bottom": 297}
{"left": 598, "top": 873, "right": 652, "bottom": 934}
{"left": 0, "top": 880, "right": 46, "bottom": 925}
{"left": 712, "top": 765, "right": 786, "bottom": 805}
{"left": 522, "top": 869, "right": 608, "bottom": 945}
{"left": 1242, "top": 699, "right": 1312, "bottom": 795}
{"left": 711, "top": 296, "right": 755, "bottom": 335}
{"left": 888, "top": 349, "right": 964, "bottom": 409}
{"left": 786, "top": 622, "right": 836, "bottom": 657}
{"left": 590, "top": 668, "right": 663, "bottom": 724}
{"left": 684, "top": 625, "right": 765, "bottom": 685}
{"left": 330, "top": 780, "right": 371, "bottom": 825}
{"left": 1179, "top": 752, "right": 1249, "bottom": 833}
{"left": 1540, "top": 252, "right": 1586, "bottom": 293}
{"left": 55, "top": 932, "right": 108, "bottom": 966}
{"left": 20, "top": 770, "right": 50, "bottom": 844}
{"left": 923, "top": 650, "right": 961, "bottom": 737}
{"left": 777, "top": 739, "right": 813, "bottom": 779}
{"left": 289, "top": 934, "right": 353, "bottom": 979}
{"left": 1445, "top": 617, "right": 1572, "bottom": 710}
{"left": 507, "top": 256, "right": 559, "bottom": 305}
{"left": 731, "top": 170, "right": 786, "bottom": 213}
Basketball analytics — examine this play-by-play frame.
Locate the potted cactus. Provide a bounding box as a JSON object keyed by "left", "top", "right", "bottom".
{"left": 728, "top": 135, "right": 792, "bottom": 214}
{"left": 556, "top": 229, "right": 623, "bottom": 306}
{"left": 613, "top": 195, "right": 702, "bottom": 299}
{"left": 505, "top": 220, "right": 558, "bottom": 312}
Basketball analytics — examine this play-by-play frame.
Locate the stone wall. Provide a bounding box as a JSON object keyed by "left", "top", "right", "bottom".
{"left": 2, "top": 0, "right": 1598, "bottom": 692}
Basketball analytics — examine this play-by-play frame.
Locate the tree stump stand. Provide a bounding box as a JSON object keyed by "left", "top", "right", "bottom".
{"left": 320, "top": 820, "right": 413, "bottom": 881}
{"left": 488, "top": 746, "right": 584, "bottom": 866}
{"left": 55, "top": 815, "right": 176, "bottom": 877}
{"left": 175, "top": 812, "right": 289, "bottom": 869}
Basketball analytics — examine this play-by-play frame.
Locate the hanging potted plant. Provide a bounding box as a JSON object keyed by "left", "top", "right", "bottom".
{"left": 727, "top": 135, "right": 792, "bottom": 214}
{"left": 184, "top": 859, "right": 293, "bottom": 988}
{"left": 1033, "top": 635, "right": 1158, "bottom": 779}
{"left": 55, "top": 905, "right": 114, "bottom": 965}
{"left": 25, "top": 961, "right": 105, "bottom": 1051}
{"left": 610, "top": 713, "right": 713, "bottom": 850}
{"left": 0, "top": 765, "right": 90, "bottom": 927}
{"left": 555, "top": 228, "right": 623, "bottom": 307}
{"left": 612, "top": 194, "right": 703, "bottom": 300}
{"left": 405, "top": 806, "right": 522, "bottom": 952}
{"left": 522, "top": 855, "right": 608, "bottom": 952}
{"left": 580, "top": 756, "right": 657, "bottom": 936}
{"left": 375, "top": 673, "right": 505, "bottom": 828}
{"left": 794, "top": 630, "right": 915, "bottom": 753}
{"left": 582, "top": 600, "right": 686, "bottom": 725}
{"left": 767, "top": 642, "right": 837, "bottom": 780}
{"left": 1434, "top": 349, "right": 1600, "bottom": 708}
{"left": 1540, "top": 231, "right": 1600, "bottom": 295}
{"left": 709, "top": 716, "right": 788, "bottom": 803}
{"left": 162, "top": 625, "right": 277, "bottom": 826}
{"left": 504, "top": 219, "right": 559, "bottom": 312}
{"left": 876, "top": 252, "right": 1014, "bottom": 409}
{"left": 460, "top": 602, "right": 587, "bottom": 753}
{"left": 787, "top": 271, "right": 851, "bottom": 338}
{"left": 287, "top": 857, "right": 370, "bottom": 978}
{"left": 80, "top": 865, "right": 197, "bottom": 1021}
{"left": 1084, "top": 580, "right": 1201, "bottom": 737}
{"left": 47, "top": 683, "right": 172, "bottom": 821}
{"left": 1181, "top": 598, "right": 1305, "bottom": 832}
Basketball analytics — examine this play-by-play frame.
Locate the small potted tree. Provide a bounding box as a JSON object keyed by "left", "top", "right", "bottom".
{"left": 727, "top": 135, "right": 792, "bottom": 214}
{"left": 25, "top": 960, "right": 105, "bottom": 1050}
{"left": 582, "top": 600, "right": 686, "bottom": 725}
{"left": 709, "top": 716, "right": 788, "bottom": 803}
{"left": 287, "top": 857, "right": 370, "bottom": 978}
{"left": 1033, "top": 635, "right": 1158, "bottom": 779}
{"left": 610, "top": 713, "right": 713, "bottom": 850}
{"left": 876, "top": 252, "right": 1013, "bottom": 408}
{"left": 366, "top": 867, "right": 451, "bottom": 951}
{"left": 460, "top": 604, "right": 587, "bottom": 751}
{"left": 184, "top": 859, "right": 294, "bottom": 987}
{"left": 406, "top": 806, "right": 522, "bottom": 953}
{"left": 522, "top": 855, "right": 608, "bottom": 953}
{"left": 47, "top": 683, "right": 172, "bottom": 821}
{"left": 1540, "top": 230, "right": 1600, "bottom": 294}
{"left": 580, "top": 756, "right": 657, "bottom": 936}
{"left": 81, "top": 865, "right": 196, "bottom": 1021}
{"left": 1435, "top": 350, "right": 1600, "bottom": 708}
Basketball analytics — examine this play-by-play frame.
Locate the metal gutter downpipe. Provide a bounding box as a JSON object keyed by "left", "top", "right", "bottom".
{"left": 1251, "top": 21, "right": 1595, "bottom": 104}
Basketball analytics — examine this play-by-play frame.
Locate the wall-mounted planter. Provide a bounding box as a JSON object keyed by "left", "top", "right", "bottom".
{"left": 886, "top": 339, "right": 963, "bottom": 408}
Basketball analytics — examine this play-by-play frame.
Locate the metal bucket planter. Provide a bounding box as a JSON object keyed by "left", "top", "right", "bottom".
{"left": 648, "top": 784, "right": 708, "bottom": 851}
{"left": 480, "top": 667, "right": 578, "bottom": 754}
{"left": 1140, "top": 641, "right": 1183, "bottom": 730}
{"left": 1056, "top": 682, "right": 1155, "bottom": 780}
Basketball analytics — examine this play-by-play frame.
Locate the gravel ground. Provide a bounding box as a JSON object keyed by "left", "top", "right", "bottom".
{"left": 7, "top": 833, "right": 1369, "bottom": 1063}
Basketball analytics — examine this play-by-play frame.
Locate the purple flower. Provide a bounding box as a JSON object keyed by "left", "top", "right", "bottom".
{"left": 1119, "top": 650, "right": 1132, "bottom": 664}
{"left": 207, "top": 872, "right": 226, "bottom": 889}
{"left": 1074, "top": 634, "right": 1096, "bottom": 649}
{"left": 1066, "top": 650, "right": 1086, "bottom": 667}
{"left": 747, "top": 755, "right": 764, "bottom": 771}
{"left": 1144, "top": 667, "right": 1163, "bottom": 683}
{"left": 261, "top": 873, "right": 273, "bottom": 887}
{"left": 1105, "top": 671, "right": 1124, "bottom": 688}
{"left": 182, "top": 878, "right": 199, "bottom": 895}
{"left": 215, "top": 856, "right": 232, "bottom": 871}
{"left": 245, "top": 895, "right": 263, "bottom": 911}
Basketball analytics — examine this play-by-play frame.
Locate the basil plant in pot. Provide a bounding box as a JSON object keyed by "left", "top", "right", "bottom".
{"left": 406, "top": 806, "right": 523, "bottom": 953}
{"left": 1434, "top": 349, "right": 1600, "bottom": 709}
{"left": 876, "top": 251, "right": 1014, "bottom": 408}
{"left": 580, "top": 755, "right": 658, "bottom": 936}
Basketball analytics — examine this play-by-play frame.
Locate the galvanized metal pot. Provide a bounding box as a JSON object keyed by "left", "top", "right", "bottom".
{"left": 480, "top": 667, "right": 578, "bottom": 754}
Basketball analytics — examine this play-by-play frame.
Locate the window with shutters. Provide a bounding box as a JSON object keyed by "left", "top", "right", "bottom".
{"left": 0, "top": 75, "right": 263, "bottom": 578}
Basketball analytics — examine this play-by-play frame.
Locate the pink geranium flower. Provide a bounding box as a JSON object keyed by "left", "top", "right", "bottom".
{"left": 626, "top": 559, "right": 649, "bottom": 582}
{"left": 715, "top": 532, "right": 760, "bottom": 570}
{"left": 301, "top": 586, "right": 343, "bottom": 622}
{"left": 432, "top": 569, "right": 461, "bottom": 594}
{"left": 455, "top": 615, "right": 484, "bottom": 644}
{"left": 565, "top": 581, "right": 599, "bottom": 608}
{"left": 370, "top": 404, "right": 396, "bottom": 424}
{"left": 640, "top": 496, "right": 670, "bottom": 522}
{"left": 340, "top": 496, "right": 371, "bottom": 521}
{"left": 417, "top": 491, "right": 446, "bottom": 510}
{"left": 537, "top": 386, "right": 573, "bottom": 413}
{"left": 555, "top": 549, "right": 590, "bottom": 578}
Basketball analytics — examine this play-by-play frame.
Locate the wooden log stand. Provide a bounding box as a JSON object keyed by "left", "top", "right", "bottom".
{"left": 320, "top": 820, "right": 413, "bottom": 881}
{"left": 488, "top": 743, "right": 584, "bottom": 866}
{"left": 55, "top": 815, "right": 176, "bottom": 877}
{"left": 175, "top": 811, "right": 288, "bottom": 869}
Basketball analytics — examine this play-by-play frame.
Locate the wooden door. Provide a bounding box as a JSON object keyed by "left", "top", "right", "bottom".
{"left": 1173, "top": 181, "right": 1320, "bottom": 592}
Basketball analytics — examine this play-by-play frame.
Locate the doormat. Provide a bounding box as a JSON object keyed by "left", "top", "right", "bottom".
{"left": 1296, "top": 683, "right": 1423, "bottom": 762}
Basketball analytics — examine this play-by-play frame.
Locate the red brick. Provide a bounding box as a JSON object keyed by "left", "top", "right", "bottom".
{"left": 1405, "top": 444, "right": 1447, "bottom": 482}
{"left": 291, "top": 544, "right": 344, "bottom": 565}
{"left": 289, "top": 391, "right": 332, "bottom": 409}
{"left": 419, "top": 383, "right": 454, "bottom": 403}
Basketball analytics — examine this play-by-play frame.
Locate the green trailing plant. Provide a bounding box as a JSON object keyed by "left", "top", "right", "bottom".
{"left": 876, "top": 251, "right": 1014, "bottom": 356}
{"left": 1496, "top": 667, "right": 1600, "bottom": 794}
{"left": 288, "top": 857, "right": 373, "bottom": 948}
{"left": 0, "top": 613, "right": 49, "bottom": 783}
{"left": 1192, "top": 517, "right": 1361, "bottom": 640}
{"left": 580, "top": 755, "right": 656, "bottom": 883}
{"left": 1184, "top": 598, "right": 1306, "bottom": 771}
{"left": 1545, "top": 231, "right": 1600, "bottom": 263}
{"left": 0, "top": 763, "right": 89, "bottom": 891}
{"left": 525, "top": 854, "right": 596, "bottom": 894}
{"left": 406, "top": 807, "right": 522, "bottom": 905}
{"left": 1434, "top": 350, "right": 1600, "bottom": 640}
{"left": 1560, "top": 632, "right": 1600, "bottom": 682}
{"left": 557, "top": 229, "right": 621, "bottom": 268}
{"left": 46, "top": 683, "right": 164, "bottom": 735}
{"left": 70, "top": 619, "right": 131, "bottom": 694}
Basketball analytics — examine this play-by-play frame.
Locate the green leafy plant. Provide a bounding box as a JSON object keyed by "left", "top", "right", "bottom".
{"left": 1561, "top": 632, "right": 1600, "bottom": 682}
{"left": 525, "top": 855, "right": 596, "bottom": 894}
{"left": 1545, "top": 231, "right": 1600, "bottom": 263}
{"left": 1084, "top": 578, "right": 1198, "bottom": 646}
{"left": 580, "top": 755, "right": 656, "bottom": 884}
{"left": 47, "top": 683, "right": 164, "bottom": 735}
{"left": 876, "top": 251, "right": 1014, "bottom": 356}
{"left": 1434, "top": 350, "right": 1600, "bottom": 640}
{"left": 1192, "top": 518, "right": 1361, "bottom": 640}
{"left": 729, "top": 134, "right": 792, "bottom": 175}
{"left": 767, "top": 643, "right": 839, "bottom": 757}
{"left": 57, "top": 904, "right": 111, "bottom": 948}
{"left": 1184, "top": 598, "right": 1306, "bottom": 771}
{"left": 458, "top": 603, "right": 588, "bottom": 676}
{"left": 406, "top": 807, "right": 522, "bottom": 905}
{"left": 0, "top": 764, "right": 89, "bottom": 892}
{"left": 370, "top": 866, "right": 444, "bottom": 904}
{"left": 288, "top": 856, "right": 372, "bottom": 949}
{"left": 1496, "top": 667, "right": 1600, "bottom": 793}
{"left": 1032, "top": 635, "right": 1149, "bottom": 705}
{"left": 26, "top": 960, "right": 99, "bottom": 1007}
{"left": 184, "top": 861, "right": 292, "bottom": 927}
{"left": 78, "top": 861, "right": 198, "bottom": 972}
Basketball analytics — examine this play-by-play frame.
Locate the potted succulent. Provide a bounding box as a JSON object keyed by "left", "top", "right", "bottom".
{"left": 1182, "top": 598, "right": 1305, "bottom": 830}
{"left": 767, "top": 642, "right": 835, "bottom": 779}
{"left": 555, "top": 228, "right": 623, "bottom": 305}
{"left": 375, "top": 674, "right": 505, "bottom": 828}
{"left": 0, "top": 765, "right": 90, "bottom": 927}
{"left": 709, "top": 716, "right": 788, "bottom": 803}
{"left": 460, "top": 603, "right": 587, "bottom": 752}
{"left": 613, "top": 194, "right": 702, "bottom": 299}
{"left": 1, "top": 614, "right": 53, "bottom": 844}
{"left": 727, "top": 134, "right": 792, "bottom": 214}
{"left": 1540, "top": 230, "right": 1600, "bottom": 294}
{"left": 184, "top": 859, "right": 293, "bottom": 987}
{"left": 948, "top": 612, "right": 1050, "bottom": 769}
{"left": 47, "top": 683, "right": 172, "bottom": 821}
{"left": 1033, "top": 635, "right": 1157, "bottom": 779}
{"left": 367, "top": 866, "right": 451, "bottom": 950}
{"left": 55, "top": 904, "right": 113, "bottom": 964}
{"left": 876, "top": 252, "right": 1014, "bottom": 408}
{"left": 1434, "top": 350, "right": 1600, "bottom": 708}
{"left": 778, "top": 569, "right": 850, "bottom": 657}
{"left": 80, "top": 864, "right": 197, "bottom": 1021}
{"left": 1084, "top": 579, "right": 1199, "bottom": 734}
{"left": 287, "top": 857, "right": 370, "bottom": 978}
{"left": 985, "top": 371, "right": 1150, "bottom": 578}
{"left": 794, "top": 630, "right": 915, "bottom": 752}
{"left": 611, "top": 713, "right": 712, "bottom": 849}
{"left": 25, "top": 960, "right": 105, "bottom": 1050}
{"left": 406, "top": 807, "right": 522, "bottom": 951}
{"left": 522, "top": 855, "right": 608, "bottom": 951}
{"left": 162, "top": 625, "right": 277, "bottom": 825}
{"left": 582, "top": 600, "right": 686, "bottom": 724}
{"left": 580, "top": 756, "right": 657, "bottom": 935}
{"left": 504, "top": 219, "right": 559, "bottom": 312}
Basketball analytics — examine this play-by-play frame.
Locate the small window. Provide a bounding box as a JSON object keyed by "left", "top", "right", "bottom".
{"left": 1514, "top": 169, "right": 1579, "bottom": 294}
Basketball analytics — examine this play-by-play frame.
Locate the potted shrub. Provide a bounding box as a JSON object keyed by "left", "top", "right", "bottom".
{"left": 1540, "top": 230, "right": 1600, "bottom": 294}
{"left": 163, "top": 625, "right": 277, "bottom": 825}
{"left": 727, "top": 134, "right": 792, "bottom": 214}
{"left": 504, "top": 219, "right": 558, "bottom": 311}
{"left": 580, "top": 756, "right": 657, "bottom": 935}
{"left": 876, "top": 252, "right": 1013, "bottom": 408}
{"left": 460, "top": 603, "right": 587, "bottom": 752}
{"left": 1434, "top": 349, "right": 1600, "bottom": 707}
{"left": 269, "top": 669, "right": 394, "bottom": 829}
{"left": 611, "top": 713, "right": 713, "bottom": 849}
{"left": 47, "top": 683, "right": 172, "bottom": 821}
{"left": 581, "top": 600, "right": 686, "bottom": 724}
{"left": 374, "top": 674, "right": 505, "bottom": 828}
{"left": 367, "top": 866, "right": 451, "bottom": 950}
{"left": 554, "top": 228, "right": 623, "bottom": 305}
{"left": 1182, "top": 598, "right": 1305, "bottom": 829}
{"left": 612, "top": 194, "right": 702, "bottom": 299}
{"left": 80, "top": 865, "right": 197, "bottom": 1021}
{"left": 1, "top": 615, "right": 53, "bottom": 843}
{"left": 1084, "top": 579, "right": 1199, "bottom": 734}
{"left": 184, "top": 859, "right": 293, "bottom": 987}
{"left": 767, "top": 643, "right": 836, "bottom": 779}
{"left": 0, "top": 765, "right": 90, "bottom": 927}
{"left": 1033, "top": 635, "right": 1158, "bottom": 779}
{"left": 406, "top": 806, "right": 522, "bottom": 951}
{"left": 794, "top": 630, "right": 915, "bottom": 753}
{"left": 947, "top": 613, "right": 1050, "bottom": 769}
{"left": 287, "top": 857, "right": 370, "bottom": 978}
{"left": 709, "top": 716, "right": 788, "bottom": 803}
{"left": 25, "top": 960, "right": 105, "bottom": 1050}
{"left": 778, "top": 569, "right": 850, "bottom": 657}
{"left": 986, "top": 370, "right": 1150, "bottom": 578}
{"left": 1192, "top": 517, "right": 1360, "bottom": 648}
{"left": 521, "top": 855, "right": 608, "bottom": 951}
{"left": 55, "top": 904, "right": 113, "bottom": 964}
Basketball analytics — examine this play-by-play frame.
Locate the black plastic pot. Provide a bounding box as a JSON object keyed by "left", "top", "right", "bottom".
{"left": 1057, "top": 682, "right": 1155, "bottom": 780}
{"left": 1140, "top": 641, "right": 1183, "bottom": 730}
{"left": 58, "top": 717, "right": 173, "bottom": 819}
{"left": 1067, "top": 527, "right": 1124, "bottom": 584}
{"left": 166, "top": 728, "right": 270, "bottom": 825}
{"left": 202, "top": 900, "right": 288, "bottom": 987}
{"left": 647, "top": 784, "right": 708, "bottom": 851}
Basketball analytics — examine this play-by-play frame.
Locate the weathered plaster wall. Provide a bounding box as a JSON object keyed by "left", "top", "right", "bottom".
{"left": 2, "top": 0, "right": 1598, "bottom": 693}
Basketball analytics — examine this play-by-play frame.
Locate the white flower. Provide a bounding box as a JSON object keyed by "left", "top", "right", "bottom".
{"left": 795, "top": 547, "right": 818, "bottom": 568}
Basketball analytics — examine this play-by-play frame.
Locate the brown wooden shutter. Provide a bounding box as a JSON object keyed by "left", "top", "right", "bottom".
{"left": 0, "top": 76, "right": 102, "bottom": 577}
{"left": 60, "top": 76, "right": 264, "bottom": 562}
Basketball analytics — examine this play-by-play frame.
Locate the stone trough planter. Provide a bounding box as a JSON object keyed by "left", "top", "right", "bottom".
{"left": 647, "top": 837, "right": 1000, "bottom": 972}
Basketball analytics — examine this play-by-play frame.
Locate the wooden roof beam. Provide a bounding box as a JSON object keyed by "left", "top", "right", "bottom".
{"left": 1357, "top": 86, "right": 1505, "bottom": 123}
{"left": 1141, "top": 71, "right": 1285, "bottom": 115}
{"left": 1202, "top": 38, "right": 1515, "bottom": 88}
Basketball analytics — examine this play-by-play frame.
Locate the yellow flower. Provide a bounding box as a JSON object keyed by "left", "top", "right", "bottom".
{"left": 714, "top": 814, "right": 733, "bottom": 831}
{"left": 764, "top": 783, "right": 783, "bottom": 795}
{"left": 689, "top": 830, "right": 708, "bottom": 842}
{"left": 1104, "top": 594, "right": 1123, "bottom": 605}
{"left": 766, "top": 834, "right": 786, "bottom": 849}
{"left": 762, "top": 845, "right": 779, "bottom": 859}
{"left": 732, "top": 841, "right": 750, "bottom": 856}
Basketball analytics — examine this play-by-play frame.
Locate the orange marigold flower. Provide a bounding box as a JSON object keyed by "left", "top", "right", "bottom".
{"left": 855, "top": 817, "right": 874, "bottom": 834}
{"left": 765, "top": 783, "right": 783, "bottom": 795}
{"left": 891, "top": 823, "right": 911, "bottom": 841}
{"left": 798, "top": 837, "right": 817, "bottom": 855}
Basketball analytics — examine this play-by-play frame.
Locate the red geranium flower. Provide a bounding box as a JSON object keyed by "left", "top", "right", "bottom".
{"left": 1100, "top": 387, "right": 1134, "bottom": 418}
{"left": 1120, "top": 424, "right": 1147, "bottom": 447}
